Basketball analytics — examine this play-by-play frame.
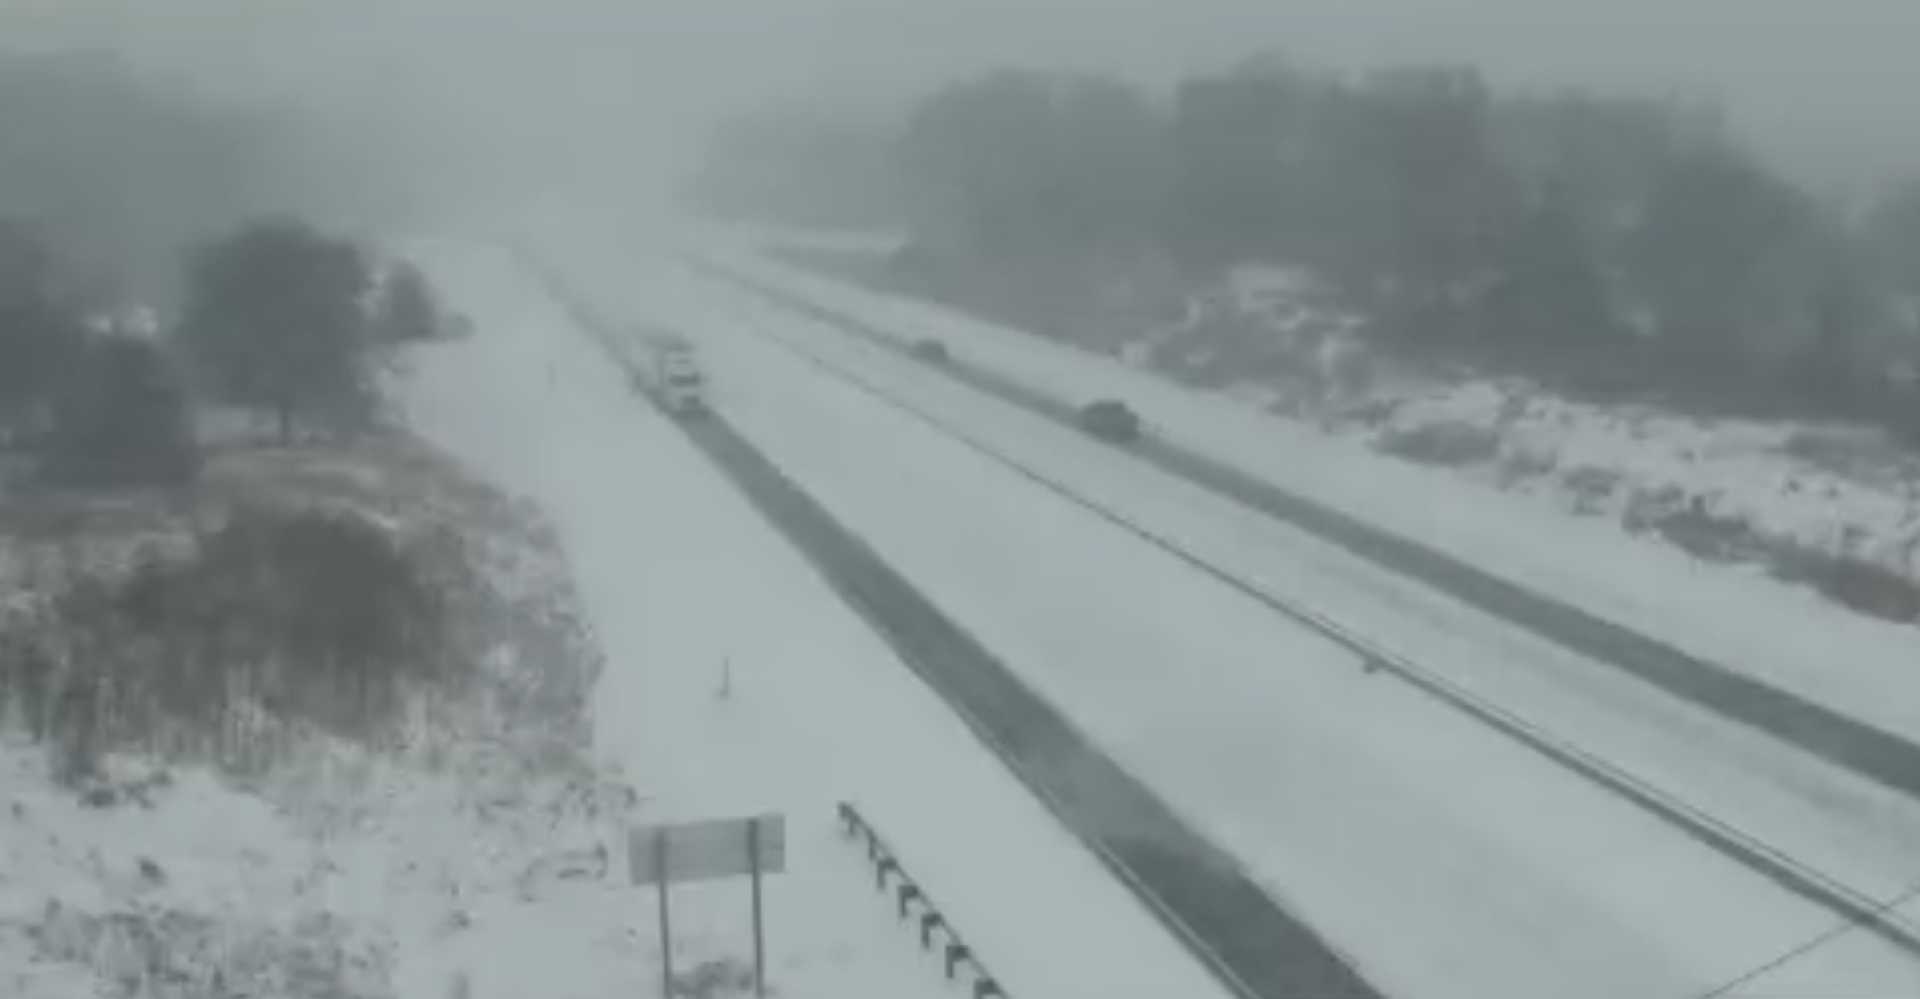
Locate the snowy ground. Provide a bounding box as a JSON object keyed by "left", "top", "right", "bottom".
{"left": 5, "top": 237, "right": 1226, "bottom": 999}
{"left": 534, "top": 226, "right": 1920, "bottom": 996}
{"left": 1, "top": 742, "right": 388, "bottom": 999}
{"left": 17, "top": 218, "right": 1903, "bottom": 999}
{"left": 397, "top": 237, "right": 1233, "bottom": 999}
{"left": 703, "top": 239, "right": 1920, "bottom": 750}
{"left": 0, "top": 736, "right": 644, "bottom": 999}
{"left": 1, "top": 436, "right": 644, "bottom": 999}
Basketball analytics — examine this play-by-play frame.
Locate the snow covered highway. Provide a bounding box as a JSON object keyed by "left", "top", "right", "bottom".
{"left": 698, "top": 254, "right": 1920, "bottom": 807}
{"left": 526, "top": 254, "right": 1384, "bottom": 999}
{"left": 530, "top": 232, "right": 1920, "bottom": 998}
{"left": 402, "top": 239, "right": 1244, "bottom": 999}
{"left": 693, "top": 275, "right": 1920, "bottom": 958}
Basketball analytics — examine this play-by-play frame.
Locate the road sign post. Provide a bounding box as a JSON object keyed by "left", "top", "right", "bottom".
{"left": 629, "top": 813, "right": 786, "bottom": 998}
{"left": 748, "top": 819, "right": 765, "bottom": 998}
{"left": 655, "top": 832, "right": 672, "bottom": 997}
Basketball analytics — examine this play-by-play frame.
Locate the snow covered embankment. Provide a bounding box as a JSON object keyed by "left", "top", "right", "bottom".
{"left": 1128, "top": 266, "right": 1920, "bottom": 624}
{"left": 1, "top": 436, "right": 634, "bottom": 999}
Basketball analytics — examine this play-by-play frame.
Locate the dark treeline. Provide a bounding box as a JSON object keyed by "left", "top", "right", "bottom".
{"left": 885, "top": 57, "right": 1920, "bottom": 425}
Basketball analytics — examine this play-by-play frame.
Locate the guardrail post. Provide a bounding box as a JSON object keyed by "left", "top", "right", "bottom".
{"left": 831, "top": 805, "right": 1009, "bottom": 996}
{"left": 943, "top": 942, "right": 971, "bottom": 979}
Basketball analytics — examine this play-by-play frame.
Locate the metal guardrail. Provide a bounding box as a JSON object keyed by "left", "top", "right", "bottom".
{"left": 837, "top": 802, "right": 1007, "bottom": 999}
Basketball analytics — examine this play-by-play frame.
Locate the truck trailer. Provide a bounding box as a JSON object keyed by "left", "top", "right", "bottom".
{"left": 639, "top": 330, "right": 707, "bottom": 416}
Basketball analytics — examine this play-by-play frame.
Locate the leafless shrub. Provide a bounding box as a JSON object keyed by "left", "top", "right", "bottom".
{"left": 1373, "top": 420, "right": 1501, "bottom": 467}
{"left": 1621, "top": 492, "right": 1767, "bottom": 564}
{"left": 672, "top": 957, "right": 756, "bottom": 999}
{"left": 1616, "top": 486, "right": 1920, "bottom": 623}
{"left": 4, "top": 505, "right": 458, "bottom": 775}
{"left": 1495, "top": 442, "right": 1558, "bottom": 487}
{"left": 29, "top": 900, "right": 391, "bottom": 999}
{"left": 3, "top": 434, "right": 603, "bottom": 786}
{"left": 1773, "top": 549, "right": 1920, "bottom": 624}
{"left": 1562, "top": 465, "right": 1624, "bottom": 514}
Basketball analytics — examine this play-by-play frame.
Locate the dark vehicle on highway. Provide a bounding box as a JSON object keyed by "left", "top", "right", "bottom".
{"left": 911, "top": 338, "right": 951, "bottom": 364}
{"left": 1077, "top": 399, "right": 1141, "bottom": 443}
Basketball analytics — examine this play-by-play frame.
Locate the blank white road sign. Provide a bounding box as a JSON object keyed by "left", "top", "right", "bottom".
{"left": 629, "top": 813, "right": 786, "bottom": 886}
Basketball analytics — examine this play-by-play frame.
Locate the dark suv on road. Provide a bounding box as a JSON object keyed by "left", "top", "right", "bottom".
{"left": 1077, "top": 399, "right": 1142, "bottom": 443}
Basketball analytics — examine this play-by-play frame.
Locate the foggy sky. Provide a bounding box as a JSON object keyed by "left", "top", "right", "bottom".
{"left": 5, "top": 0, "right": 1919, "bottom": 204}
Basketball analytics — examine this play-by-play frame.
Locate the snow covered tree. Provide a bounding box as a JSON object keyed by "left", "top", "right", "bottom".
{"left": 41, "top": 335, "right": 199, "bottom": 486}
{"left": 177, "top": 218, "right": 379, "bottom": 442}
{"left": 377, "top": 261, "right": 443, "bottom": 343}
{"left": 0, "top": 220, "right": 80, "bottom": 442}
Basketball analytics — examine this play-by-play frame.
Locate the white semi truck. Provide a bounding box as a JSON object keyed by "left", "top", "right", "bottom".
{"left": 642, "top": 331, "right": 707, "bottom": 416}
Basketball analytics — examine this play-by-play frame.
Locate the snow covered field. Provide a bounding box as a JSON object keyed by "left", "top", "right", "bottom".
{"left": 1, "top": 735, "right": 649, "bottom": 999}
{"left": 399, "top": 238, "right": 1234, "bottom": 999}
{"left": 704, "top": 240, "right": 1920, "bottom": 751}
{"left": 1, "top": 435, "right": 651, "bottom": 999}
{"left": 529, "top": 229, "right": 1920, "bottom": 997}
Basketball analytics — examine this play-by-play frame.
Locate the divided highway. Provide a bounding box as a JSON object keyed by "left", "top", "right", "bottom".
{"left": 675, "top": 260, "right": 1920, "bottom": 995}
{"left": 707, "top": 286, "right": 1920, "bottom": 962}
{"left": 519, "top": 250, "right": 1386, "bottom": 999}
{"left": 522, "top": 240, "right": 1920, "bottom": 997}
{"left": 695, "top": 257, "right": 1920, "bottom": 806}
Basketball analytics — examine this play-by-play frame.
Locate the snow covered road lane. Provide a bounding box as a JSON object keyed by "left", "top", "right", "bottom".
{"left": 397, "top": 238, "right": 1235, "bottom": 999}
{"left": 685, "top": 266, "right": 1920, "bottom": 925}
{"left": 560, "top": 257, "right": 1920, "bottom": 999}
{"left": 709, "top": 244, "right": 1920, "bottom": 758}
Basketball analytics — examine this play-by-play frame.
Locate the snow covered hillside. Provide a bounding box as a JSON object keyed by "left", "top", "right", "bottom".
{"left": 2, "top": 436, "right": 636, "bottom": 999}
